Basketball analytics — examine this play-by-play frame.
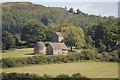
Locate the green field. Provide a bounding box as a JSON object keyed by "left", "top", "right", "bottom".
{"left": 1, "top": 48, "right": 82, "bottom": 58}
{"left": 2, "top": 48, "right": 34, "bottom": 58}
{"left": 3, "top": 62, "right": 118, "bottom": 78}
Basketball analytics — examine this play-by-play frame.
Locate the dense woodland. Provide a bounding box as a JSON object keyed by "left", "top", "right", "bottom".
{"left": 2, "top": 2, "right": 120, "bottom": 62}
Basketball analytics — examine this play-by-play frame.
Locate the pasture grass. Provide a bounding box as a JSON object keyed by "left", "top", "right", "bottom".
{"left": 2, "top": 48, "right": 34, "bottom": 58}
{"left": 2, "top": 62, "right": 118, "bottom": 78}
{"left": 1, "top": 47, "right": 83, "bottom": 58}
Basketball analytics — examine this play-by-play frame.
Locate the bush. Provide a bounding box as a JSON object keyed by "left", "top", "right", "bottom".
{"left": 2, "top": 72, "right": 41, "bottom": 79}
{"left": 2, "top": 53, "right": 87, "bottom": 68}
{"left": 81, "top": 49, "right": 97, "bottom": 60}
{"left": 2, "top": 49, "right": 118, "bottom": 68}
{"left": 71, "top": 73, "right": 90, "bottom": 80}
{"left": 2, "top": 72, "right": 90, "bottom": 80}
{"left": 16, "top": 46, "right": 27, "bottom": 49}
{"left": 100, "top": 51, "right": 119, "bottom": 62}
{"left": 56, "top": 74, "right": 70, "bottom": 80}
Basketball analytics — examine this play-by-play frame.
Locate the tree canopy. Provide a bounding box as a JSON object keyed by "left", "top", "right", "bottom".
{"left": 62, "top": 26, "right": 85, "bottom": 51}
{"left": 2, "top": 31, "right": 15, "bottom": 50}
{"left": 76, "top": 9, "right": 81, "bottom": 14}
{"left": 21, "top": 19, "right": 46, "bottom": 44}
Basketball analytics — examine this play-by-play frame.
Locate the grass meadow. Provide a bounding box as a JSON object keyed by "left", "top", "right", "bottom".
{"left": 1, "top": 48, "right": 82, "bottom": 58}
{"left": 3, "top": 62, "right": 118, "bottom": 78}
{"left": 2, "top": 48, "right": 34, "bottom": 58}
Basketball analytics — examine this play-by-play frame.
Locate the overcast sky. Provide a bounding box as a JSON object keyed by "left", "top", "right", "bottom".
{"left": 1, "top": 0, "right": 119, "bottom": 17}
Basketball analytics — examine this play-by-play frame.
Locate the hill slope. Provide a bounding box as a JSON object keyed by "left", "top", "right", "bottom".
{"left": 2, "top": 2, "right": 106, "bottom": 35}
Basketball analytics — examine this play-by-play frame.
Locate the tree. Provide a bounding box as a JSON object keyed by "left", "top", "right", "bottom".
{"left": 98, "top": 40, "right": 106, "bottom": 52}
{"left": 44, "top": 24, "right": 60, "bottom": 41}
{"left": 69, "top": 8, "right": 74, "bottom": 13}
{"left": 13, "top": 36, "right": 20, "bottom": 46}
{"left": 94, "top": 20, "right": 118, "bottom": 50}
{"left": 62, "top": 26, "right": 85, "bottom": 51}
{"left": 2, "top": 31, "right": 15, "bottom": 50}
{"left": 65, "top": 7, "right": 67, "bottom": 10}
{"left": 76, "top": 9, "right": 81, "bottom": 14}
{"left": 21, "top": 19, "right": 46, "bottom": 44}
{"left": 85, "top": 35, "right": 94, "bottom": 45}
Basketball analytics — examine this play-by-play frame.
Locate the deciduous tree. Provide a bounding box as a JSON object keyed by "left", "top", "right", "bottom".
{"left": 62, "top": 26, "right": 85, "bottom": 51}
{"left": 21, "top": 19, "right": 46, "bottom": 44}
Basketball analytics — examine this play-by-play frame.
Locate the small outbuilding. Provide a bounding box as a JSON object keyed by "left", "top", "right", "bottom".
{"left": 52, "top": 32, "right": 64, "bottom": 42}
{"left": 115, "top": 41, "right": 120, "bottom": 50}
{"left": 46, "top": 43, "right": 68, "bottom": 55}
{"left": 34, "top": 42, "right": 46, "bottom": 54}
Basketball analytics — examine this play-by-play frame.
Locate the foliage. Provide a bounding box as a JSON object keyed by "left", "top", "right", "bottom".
{"left": 2, "top": 31, "right": 16, "bottom": 50}
{"left": 98, "top": 40, "right": 106, "bottom": 52}
{"left": 84, "top": 18, "right": 119, "bottom": 52}
{"left": 71, "top": 73, "right": 90, "bottom": 80}
{"left": 81, "top": 49, "right": 97, "bottom": 60}
{"left": 2, "top": 2, "right": 107, "bottom": 35}
{"left": 68, "top": 8, "right": 75, "bottom": 13}
{"left": 76, "top": 9, "right": 81, "bottom": 14}
{"left": 62, "top": 26, "right": 85, "bottom": 50}
{"left": 55, "top": 74, "right": 70, "bottom": 79}
{"left": 2, "top": 52, "right": 92, "bottom": 68}
{"left": 2, "top": 72, "right": 89, "bottom": 80}
{"left": 2, "top": 72, "right": 41, "bottom": 79}
{"left": 85, "top": 35, "right": 94, "bottom": 46}
{"left": 94, "top": 19, "right": 118, "bottom": 51}
{"left": 21, "top": 19, "right": 46, "bottom": 44}
{"left": 98, "top": 50, "right": 119, "bottom": 62}
{"left": 44, "top": 24, "right": 60, "bottom": 41}
{"left": 13, "top": 35, "right": 20, "bottom": 46}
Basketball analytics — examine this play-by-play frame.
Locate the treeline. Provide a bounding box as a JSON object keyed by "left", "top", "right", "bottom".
{"left": 2, "top": 49, "right": 119, "bottom": 68}
{"left": 2, "top": 18, "right": 119, "bottom": 53}
{"left": 2, "top": 73, "right": 90, "bottom": 80}
{"left": 84, "top": 18, "right": 119, "bottom": 52}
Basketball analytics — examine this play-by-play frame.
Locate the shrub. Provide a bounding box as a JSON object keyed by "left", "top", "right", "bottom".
{"left": 2, "top": 73, "right": 90, "bottom": 80}
{"left": 55, "top": 74, "right": 70, "bottom": 79}
{"left": 71, "top": 73, "right": 90, "bottom": 80}
{"left": 16, "top": 46, "right": 27, "bottom": 49}
{"left": 71, "top": 73, "right": 83, "bottom": 78}
{"left": 2, "top": 49, "right": 118, "bottom": 68}
{"left": 42, "top": 74, "right": 53, "bottom": 78}
{"left": 81, "top": 49, "right": 97, "bottom": 60}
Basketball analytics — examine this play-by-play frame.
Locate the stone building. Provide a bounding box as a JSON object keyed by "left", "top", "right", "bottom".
{"left": 115, "top": 41, "right": 120, "bottom": 50}
{"left": 46, "top": 43, "right": 68, "bottom": 55}
{"left": 34, "top": 42, "right": 46, "bottom": 54}
{"left": 52, "top": 32, "right": 64, "bottom": 42}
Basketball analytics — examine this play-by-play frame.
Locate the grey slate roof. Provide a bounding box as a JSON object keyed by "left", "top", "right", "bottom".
{"left": 55, "top": 32, "right": 64, "bottom": 37}
{"left": 49, "top": 43, "right": 68, "bottom": 49}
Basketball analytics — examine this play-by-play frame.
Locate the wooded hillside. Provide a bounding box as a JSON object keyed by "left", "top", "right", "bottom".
{"left": 2, "top": 2, "right": 107, "bottom": 34}
{"left": 2, "top": 2, "right": 119, "bottom": 52}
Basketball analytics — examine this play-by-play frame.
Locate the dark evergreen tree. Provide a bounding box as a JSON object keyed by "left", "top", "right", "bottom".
{"left": 69, "top": 8, "right": 74, "bottom": 13}
{"left": 2, "top": 31, "right": 15, "bottom": 50}
{"left": 76, "top": 9, "right": 81, "bottom": 14}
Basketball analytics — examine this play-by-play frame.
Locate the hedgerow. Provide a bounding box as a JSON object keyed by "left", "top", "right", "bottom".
{"left": 2, "top": 49, "right": 119, "bottom": 68}
{"left": 2, "top": 72, "right": 90, "bottom": 80}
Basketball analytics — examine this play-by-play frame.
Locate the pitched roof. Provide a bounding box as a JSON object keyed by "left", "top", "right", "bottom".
{"left": 55, "top": 32, "right": 64, "bottom": 37}
{"left": 116, "top": 41, "right": 120, "bottom": 46}
{"left": 49, "top": 43, "right": 68, "bottom": 49}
